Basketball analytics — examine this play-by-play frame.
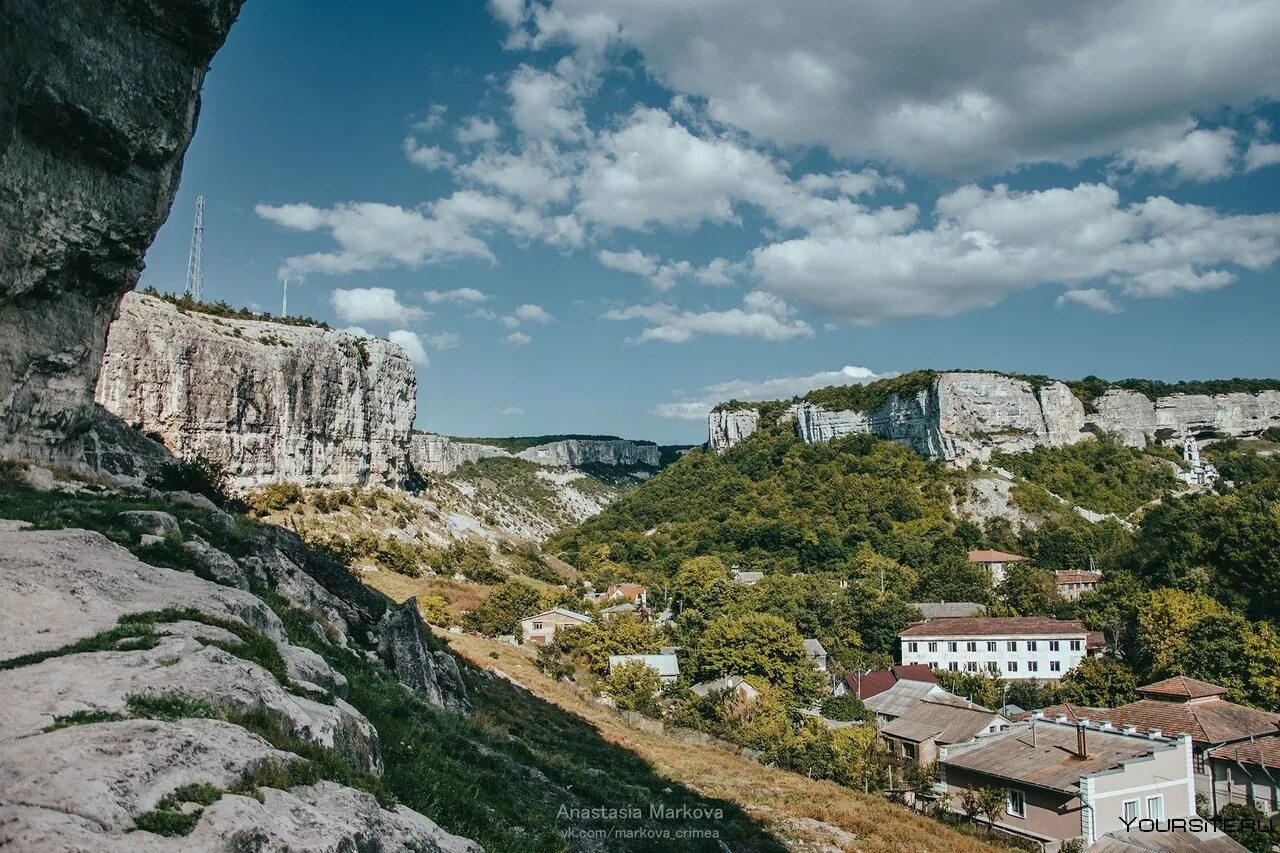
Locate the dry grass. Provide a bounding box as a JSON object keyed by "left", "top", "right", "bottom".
{"left": 362, "top": 571, "right": 492, "bottom": 613}
{"left": 443, "top": 631, "right": 1009, "bottom": 853}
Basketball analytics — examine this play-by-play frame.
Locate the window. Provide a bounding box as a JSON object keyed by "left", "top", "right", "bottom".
{"left": 1027, "top": 661, "right": 1039, "bottom": 672}
{"left": 1050, "top": 661, "right": 1061, "bottom": 672}
{"left": 903, "top": 742, "right": 917, "bottom": 759}
{"left": 966, "top": 662, "right": 978, "bottom": 672}
{"left": 966, "top": 641, "right": 977, "bottom": 652}
{"left": 532, "top": 622, "right": 543, "bottom": 630}
{"left": 1007, "top": 661, "right": 1018, "bottom": 672}
{"left": 1028, "top": 640, "right": 1038, "bottom": 651}
{"left": 948, "top": 641, "right": 958, "bottom": 652}
{"left": 1146, "top": 795, "right": 1163, "bottom": 820}
{"left": 987, "top": 641, "right": 998, "bottom": 652}
{"left": 1007, "top": 789, "right": 1026, "bottom": 818}
{"left": 908, "top": 642, "right": 919, "bottom": 653}
{"left": 1194, "top": 751, "right": 1206, "bottom": 774}
{"left": 1070, "top": 640, "right": 1082, "bottom": 651}
{"left": 949, "top": 662, "right": 959, "bottom": 671}
{"left": 1049, "top": 640, "right": 1060, "bottom": 652}
{"left": 1122, "top": 800, "right": 1139, "bottom": 823}
{"left": 1007, "top": 641, "right": 1017, "bottom": 652}
{"left": 928, "top": 642, "right": 938, "bottom": 652}
{"left": 987, "top": 661, "right": 999, "bottom": 672}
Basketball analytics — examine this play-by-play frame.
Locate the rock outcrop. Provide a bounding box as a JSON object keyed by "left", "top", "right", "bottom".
{"left": 96, "top": 293, "right": 418, "bottom": 489}
{"left": 0, "top": 0, "right": 245, "bottom": 472}
{"left": 410, "top": 432, "right": 662, "bottom": 474}
{"left": 378, "top": 598, "right": 471, "bottom": 714}
{"left": 710, "top": 371, "right": 1280, "bottom": 461}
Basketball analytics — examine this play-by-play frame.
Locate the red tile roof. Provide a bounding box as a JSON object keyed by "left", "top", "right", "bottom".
{"left": 1139, "top": 676, "right": 1229, "bottom": 700}
{"left": 968, "top": 549, "right": 1027, "bottom": 564}
{"left": 899, "top": 617, "right": 1087, "bottom": 638}
{"left": 842, "top": 664, "right": 937, "bottom": 700}
{"left": 1209, "top": 736, "right": 1280, "bottom": 770}
{"left": 1039, "top": 698, "right": 1280, "bottom": 746}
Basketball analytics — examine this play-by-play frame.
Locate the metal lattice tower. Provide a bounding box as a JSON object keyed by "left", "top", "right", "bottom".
{"left": 184, "top": 195, "right": 205, "bottom": 302}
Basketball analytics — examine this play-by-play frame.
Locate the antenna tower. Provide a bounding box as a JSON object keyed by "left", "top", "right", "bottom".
{"left": 184, "top": 195, "right": 205, "bottom": 302}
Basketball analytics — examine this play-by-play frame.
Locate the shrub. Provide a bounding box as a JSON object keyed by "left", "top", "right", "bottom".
{"left": 605, "top": 659, "right": 663, "bottom": 715}
{"left": 145, "top": 458, "right": 232, "bottom": 506}
{"left": 246, "top": 483, "right": 304, "bottom": 514}
{"left": 819, "top": 694, "right": 872, "bottom": 722}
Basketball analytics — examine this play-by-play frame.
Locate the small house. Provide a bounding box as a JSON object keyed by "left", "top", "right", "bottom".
{"left": 836, "top": 664, "right": 938, "bottom": 701}
{"left": 520, "top": 608, "right": 592, "bottom": 645}
{"left": 967, "top": 549, "right": 1028, "bottom": 585}
{"left": 881, "top": 696, "right": 1012, "bottom": 765}
{"left": 690, "top": 675, "right": 759, "bottom": 701}
{"left": 1055, "top": 570, "right": 1102, "bottom": 601}
{"left": 803, "top": 638, "right": 828, "bottom": 672}
{"left": 608, "top": 653, "right": 680, "bottom": 683}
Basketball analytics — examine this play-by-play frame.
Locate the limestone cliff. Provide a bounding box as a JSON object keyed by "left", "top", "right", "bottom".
{"left": 0, "top": 0, "right": 245, "bottom": 471}
{"left": 96, "top": 293, "right": 417, "bottom": 489}
{"left": 408, "top": 433, "right": 512, "bottom": 475}
{"left": 710, "top": 371, "right": 1280, "bottom": 461}
{"left": 410, "top": 433, "right": 662, "bottom": 475}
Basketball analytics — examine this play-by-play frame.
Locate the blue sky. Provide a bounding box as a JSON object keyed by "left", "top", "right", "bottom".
{"left": 141, "top": 0, "right": 1280, "bottom": 444}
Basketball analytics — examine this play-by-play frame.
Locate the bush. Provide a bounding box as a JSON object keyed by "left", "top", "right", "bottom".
{"left": 246, "top": 483, "right": 304, "bottom": 514}
{"left": 605, "top": 660, "right": 663, "bottom": 715}
{"left": 145, "top": 458, "right": 232, "bottom": 506}
{"left": 819, "top": 694, "right": 872, "bottom": 722}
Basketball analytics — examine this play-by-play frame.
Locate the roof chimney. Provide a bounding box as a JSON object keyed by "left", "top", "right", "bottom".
{"left": 1055, "top": 714, "right": 1069, "bottom": 724}
{"left": 1122, "top": 725, "right": 1137, "bottom": 735}
{"left": 1149, "top": 729, "right": 1163, "bottom": 740}
{"left": 1076, "top": 723, "right": 1088, "bottom": 760}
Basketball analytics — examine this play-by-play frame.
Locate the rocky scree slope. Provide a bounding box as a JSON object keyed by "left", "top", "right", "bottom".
{"left": 710, "top": 371, "right": 1280, "bottom": 460}
{"left": 0, "top": 470, "right": 477, "bottom": 851}
{"left": 97, "top": 293, "right": 418, "bottom": 490}
{"left": 0, "top": 0, "right": 244, "bottom": 473}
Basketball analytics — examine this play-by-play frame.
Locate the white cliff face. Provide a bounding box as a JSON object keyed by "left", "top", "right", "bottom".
{"left": 713, "top": 371, "right": 1280, "bottom": 461}
{"left": 517, "top": 439, "right": 661, "bottom": 467}
{"left": 95, "top": 294, "right": 417, "bottom": 490}
{"left": 708, "top": 409, "right": 761, "bottom": 452}
{"left": 408, "top": 433, "right": 510, "bottom": 475}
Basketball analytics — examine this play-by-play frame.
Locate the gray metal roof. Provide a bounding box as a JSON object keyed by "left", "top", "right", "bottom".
{"left": 910, "top": 602, "right": 985, "bottom": 619}
{"left": 608, "top": 654, "right": 679, "bottom": 678}
{"left": 863, "top": 679, "right": 955, "bottom": 719}
{"left": 881, "top": 697, "right": 1001, "bottom": 745}
{"left": 1092, "top": 830, "right": 1248, "bottom": 852}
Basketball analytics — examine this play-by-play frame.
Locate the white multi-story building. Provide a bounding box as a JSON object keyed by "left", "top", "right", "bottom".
{"left": 899, "top": 617, "right": 1090, "bottom": 681}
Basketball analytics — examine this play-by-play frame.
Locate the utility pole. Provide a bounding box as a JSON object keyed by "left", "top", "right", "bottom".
{"left": 184, "top": 195, "right": 205, "bottom": 302}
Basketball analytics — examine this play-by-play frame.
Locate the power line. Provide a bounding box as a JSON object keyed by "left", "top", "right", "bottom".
{"left": 184, "top": 195, "right": 205, "bottom": 302}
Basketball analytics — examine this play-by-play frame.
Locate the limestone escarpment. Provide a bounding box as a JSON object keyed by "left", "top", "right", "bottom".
{"left": 95, "top": 293, "right": 417, "bottom": 489}
{"left": 408, "top": 433, "right": 511, "bottom": 475}
{"left": 0, "top": 0, "right": 245, "bottom": 470}
{"left": 710, "top": 371, "right": 1280, "bottom": 460}
{"left": 409, "top": 433, "right": 662, "bottom": 474}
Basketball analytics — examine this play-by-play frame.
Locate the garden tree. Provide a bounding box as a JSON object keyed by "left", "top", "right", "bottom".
{"left": 671, "top": 555, "right": 734, "bottom": 612}
{"left": 1003, "top": 679, "right": 1061, "bottom": 712}
{"left": 818, "top": 694, "right": 873, "bottom": 723}
{"left": 1135, "top": 588, "right": 1228, "bottom": 678}
{"left": 904, "top": 761, "right": 940, "bottom": 798}
{"left": 693, "top": 613, "right": 824, "bottom": 699}
{"left": 829, "top": 725, "right": 889, "bottom": 792}
{"left": 1215, "top": 803, "right": 1273, "bottom": 853}
{"left": 998, "top": 564, "right": 1061, "bottom": 615}
{"left": 960, "top": 786, "right": 1008, "bottom": 834}
{"left": 776, "top": 719, "right": 838, "bottom": 780}
{"left": 914, "top": 551, "right": 992, "bottom": 604}
{"left": 418, "top": 594, "right": 454, "bottom": 627}
{"left": 934, "top": 670, "right": 1002, "bottom": 710}
{"left": 1167, "top": 614, "right": 1251, "bottom": 697}
{"left": 847, "top": 544, "right": 917, "bottom": 599}
{"left": 855, "top": 595, "right": 924, "bottom": 658}
{"left": 464, "top": 579, "right": 542, "bottom": 637}
{"left": 605, "top": 660, "right": 663, "bottom": 716}
{"left": 1243, "top": 622, "right": 1280, "bottom": 710}
{"left": 1057, "top": 658, "right": 1140, "bottom": 708}
{"left": 732, "top": 572, "right": 860, "bottom": 651}
{"left": 547, "top": 614, "right": 661, "bottom": 676}
{"left": 537, "top": 586, "right": 584, "bottom": 613}
{"left": 1075, "top": 570, "right": 1147, "bottom": 659}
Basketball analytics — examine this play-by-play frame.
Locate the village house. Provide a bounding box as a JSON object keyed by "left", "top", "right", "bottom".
{"left": 1041, "top": 676, "right": 1280, "bottom": 805}
{"left": 600, "top": 601, "right": 642, "bottom": 620}
{"left": 939, "top": 714, "right": 1196, "bottom": 850}
{"left": 520, "top": 608, "right": 592, "bottom": 645}
{"left": 690, "top": 675, "right": 759, "bottom": 701}
{"left": 836, "top": 664, "right": 937, "bottom": 701}
{"left": 900, "top": 617, "right": 1093, "bottom": 681}
{"left": 608, "top": 653, "right": 680, "bottom": 683}
{"left": 803, "top": 638, "right": 828, "bottom": 672}
{"left": 911, "top": 601, "right": 985, "bottom": 620}
{"left": 863, "top": 678, "right": 959, "bottom": 725}
{"left": 881, "top": 696, "right": 1012, "bottom": 766}
{"left": 968, "top": 549, "right": 1028, "bottom": 585}
{"left": 731, "top": 569, "right": 764, "bottom": 585}
{"left": 1207, "top": 735, "right": 1280, "bottom": 819}
{"left": 1054, "top": 570, "right": 1102, "bottom": 601}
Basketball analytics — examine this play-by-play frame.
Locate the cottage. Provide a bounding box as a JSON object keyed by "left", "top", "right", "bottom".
{"left": 836, "top": 664, "right": 938, "bottom": 700}
{"left": 1054, "top": 570, "right": 1102, "bottom": 602}
{"left": 968, "top": 549, "right": 1028, "bottom": 585}
{"left": 731, "top": 569, "right": 764, "bottom": 585}
{"left": 940, "top": 715, "right": 1195, "bottom": 850}
{"left": 1207, "top": 736, "right": 1280, "bottom": 820}
{"left": 600, "top": 601, "right": 639, "bottom": 620}
{"left": 863, "top": 678, "right": 958, "bottom": 725}
{"left": 803, "top": 638, "right": 828, "bottom": 672}
{"left": 520, "top": 608, "right": 592, "bottom": 645}
{"left": 880, "top": 696, "right": 1011, "bottom": 765}
{"left": 603, "top": 583, "right": 648, "bottom": 607}
{"left": 690, "top": 675, "right": 760, "bottom": 701}
{"left": 899, "top": 617, "right": 1092, "bottom": 680}
{"left": 608, "top": 653, "right": 680, "bottom": 683}
{"left": 1040, "top": 676, "right": 1280, "bottom": 804}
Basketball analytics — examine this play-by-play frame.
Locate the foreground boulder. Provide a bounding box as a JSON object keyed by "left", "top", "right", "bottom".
{"left": 378, "top": 598, "right": 472, "bottom": 714}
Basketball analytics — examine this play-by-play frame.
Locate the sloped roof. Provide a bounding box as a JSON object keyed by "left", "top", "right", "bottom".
{"left": 1092, "top": 830, "right": 1248, "bottom": 853}
{"left": 899, "top": 617, "right": 1087, "bottom": 638}
{"left": 600, "top": 602, "right": 637, "bottom": 614}
{"left": 843, "top": 665, "right": 938, "bottom": 700}
{"left": 911, "top": 602, "right": 985, "bottom": 619}
{"left": 1055, "top": 570, "right": 1102, "bottom": 584}
{"left": 605, "top": 583, "right": 647, "bottom": 600}
{"left": 968, "top": 549, "right": 1027, "bottom": 563}
{"left": 1209, "top": 735, "right": 1280, "bottom": 770}
{"left": 864, "top": 680, "right": 954, "bottom": 719}
{"left": 690, "top": 675, "right": 758, "bottom": 697}
{"left": 608, "top": 653, "right": 679, "bottom": 678}
{"left": 525, "top": 608, "right": 592, "bottom": 623}
{"left": 1139, "top": 676, "right": 1229, "bottom": 700}
{"left": 881, "top": 697, "right": 1000, "bottom": 745}
{"left": 941, "top": 720, "right": 1173, "bottom": 794}
{"left": 803, "top": 638, "right": 827, "bottom": 656}
{"left": 1039, "top": 697, "right": 1280, "bottom": 746}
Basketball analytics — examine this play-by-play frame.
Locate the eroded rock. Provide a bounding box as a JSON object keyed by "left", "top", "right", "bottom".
{"left": 378, "top": 599, "right": 471, "bottom": 714}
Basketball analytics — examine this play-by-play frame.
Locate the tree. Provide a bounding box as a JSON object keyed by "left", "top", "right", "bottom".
{"left": 465, "top": 580, "right": 542, "bottom": 637}
{"left": 693, "top": 613, "right": 822, "bottom": 698}
{"left": 1215, "top": 803, "right": 1273, "bottom": 853}
{"left": 1170, "top": 614, "right": 1250, "bottom": 697}
{"left": 549, "top": 614, "right": 660, "bottom": 676}
{"left": 960, "top": 786, "right": 1007, "bottom": 834}
{"left": 819, "top": 694, "right": 872, "bottom": 723}
{"left": 934, "top": 670, "right": 1002, "bottom": 710}
{"left": 856, "top": 595, "right": 923, "bottom": 658}
{"left": 606, "top": 660, "right": 663, "bottom": 716}
{"left": 830, "top": 725, "right": 888, "bottom": 792}
{"left": 1057, "top": 658, "right": 1139, "bottom": 708}
{"left": 1135, "top": 589, "right": 1227, "bottom": 677}
{"left": 998, "top": 565, "right": 1060, "bottom": 615}
{"left": 672, "top": 555, "right": 733, "bottom": 612}
{"left": 847, "top": 544, "right": 917, "bottom": 599}
{"left": 1243, "top": 622, "right": 1280, "bottom": 710}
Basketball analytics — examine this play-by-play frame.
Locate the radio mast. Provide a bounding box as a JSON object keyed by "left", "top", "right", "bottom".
{"left": 184, "top": 195, "right": 205, "bottom": 302}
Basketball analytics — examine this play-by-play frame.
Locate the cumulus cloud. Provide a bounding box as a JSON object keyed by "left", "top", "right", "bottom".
{"left": 513, "top": 303, "right": 555, "bottom": 323}
{"left": 330, "top": 288, "right": 427, "bottom": 326}
{"left": 456, "top": 116, "right": 501, "bottom": 144}
{"left": 403, "top": 137, "right": 456, "bottom": 171}
{"left": 508, "top": 65, "right": 586, "bottom": 140}
{"left": 503, "top": 1, "right": 1280, "bottom": 176}
{"left": 504, "top": 331, "right": 533, "bottom": 345}
{"left": 424, "top": 287, "right": 489, "bottom": 304}
{"left": 652, "top": 365, "right": 887, "bottom": 420}
{"left": 603, "top": 291, "right": 813, "bottom": 343}
{"left": 1114, "top": 125, "right": 1238, "bottom": 182}
{"left": 423, "top": 331, "right": 461, "bottom": 350}
{"left": 597, "top": 248, "right": 739, "bottom": 291}
{"left": 1244, "top": 140, "right": 1280, "bottom": 173}
{"left": 388, "top": 329, "right": 430, "bottom": 365}
{"left": 1055, "top": 288, "right": 1122, "bottom": 313}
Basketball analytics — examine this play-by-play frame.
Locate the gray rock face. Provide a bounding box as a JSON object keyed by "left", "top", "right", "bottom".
{"left": 409, "top": 433, "right": 512, "bottom": 474}
{"left": 711, "top": 372, "right": 1280, "bottom": 460}
{"left": 0, "top": 0, "right": 245, "bottom": 471}
{"left": 409, "top": 432, "right": 662, "bottom": 474}
{"left": 378, "top": 599, "right": 471, "bottom": 714}
{"left": 119, "top": 510, "right": 181, "bottom": 539}
{"left": 96, "top": 293, "right": 418, "bottom": 490}
{"left": 182, "top": 535, "right": 249, "bottom": 590}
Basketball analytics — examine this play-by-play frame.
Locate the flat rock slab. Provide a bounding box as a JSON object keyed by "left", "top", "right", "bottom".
{"left": 0, "top": 528, "right": 283, "bottom": 659}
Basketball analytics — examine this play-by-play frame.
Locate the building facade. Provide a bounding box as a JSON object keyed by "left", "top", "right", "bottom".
{"left": 520, "top": 608, "right": 592, "bottom": 645}
{"left": 900, "top": 617, "right": 1090, "bottom": 681}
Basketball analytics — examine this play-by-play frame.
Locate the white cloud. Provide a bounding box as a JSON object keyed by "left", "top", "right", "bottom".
{"left": 413, "top": 103, "right": 448, "bottom": 132}
{"left": 1055, "top": 288, "right": 1122, "bottom": 313}
{"left": 513, "top": 303, "right": 555, "bottom": 323}
{"left": 403, "top": 137, "right": 456, "bottom": 171}
{"left": 652, "top": 365, "right": 887, "bottom": 420}
{"left": 509, "top": 65, "right": 586, "bottom": 140}
{"left": 458, "top": 147, "right": 574, "bottom": 206}
{"left": 330, "top": 288, "right": 427, "bottom": 326}
{"left": 488, "top": 0, "right": 526, "bottom": 29}
{"left": 424, "top": 287, "right": 489, "bottom": 304}
{"left": 1114, "top": 125, "right": 1238, "bottom": 182}
{"left": 506, "top": 1, "right": 1280, "bottom": 176}
{"left": 1244, "top": 140, "right": 1280, "bottom": 173}
{"left": 603, "top": 291, "right": 813, "bottom": 343}
{"left": 389, "top": 329, "right": 430, "bottom": 365}
{"left": 597, "top": 248, "right": 659, "bottom": 278}
{"left": 504, "top": 331, "right": 533, "bottom": 345}
{"left": 499, "top": 405, "right": 525, "bottom": 415}
{"left": 471, "top": 308, "right": 498, "bottom": 321}
{"left": 597, "top": 248, "right": 739, "bottom": 291}
{"left": 423, "top": 331, "right": 461, "bottom": 350}
{"left": 456, "top": 116, "right": 501, "bottom": 144}
{"left": 255, "top": 203, "right": 327, "bottom": 231}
